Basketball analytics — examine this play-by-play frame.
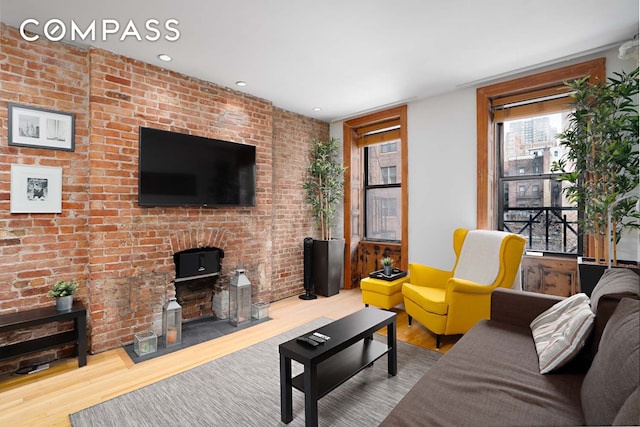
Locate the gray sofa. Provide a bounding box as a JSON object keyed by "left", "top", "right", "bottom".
{"left": 381, "top": 287, "right": 640, "bottom": 426}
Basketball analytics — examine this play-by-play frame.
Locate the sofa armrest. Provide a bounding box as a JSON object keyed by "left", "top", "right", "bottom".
{"left": 491, "top": 288, "right": 563, "bottom": 328}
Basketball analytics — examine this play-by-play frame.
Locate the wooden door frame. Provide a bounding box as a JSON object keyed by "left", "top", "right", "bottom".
{"left": 343, "top": 105, "right": 408, "bottom": 288}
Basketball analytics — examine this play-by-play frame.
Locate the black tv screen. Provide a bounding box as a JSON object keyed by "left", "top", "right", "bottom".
{"left": 138, "top": 127, "right": 256, "bottom": 207}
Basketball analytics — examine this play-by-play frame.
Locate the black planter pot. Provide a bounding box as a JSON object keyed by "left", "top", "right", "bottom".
{"left": 312, "top": 238, "right": 344, "bottom": 297}
{"left": 577, "top": 262, "right": 607, "bottom": 296}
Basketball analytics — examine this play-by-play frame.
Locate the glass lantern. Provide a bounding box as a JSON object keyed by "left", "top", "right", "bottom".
{"left": 229, "top": 269, "right": 251, "bottom": 326}
{"left": 163, "top": 297, "right": 182, "bottom": 347}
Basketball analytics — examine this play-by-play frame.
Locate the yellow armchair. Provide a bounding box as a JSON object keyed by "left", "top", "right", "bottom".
{"left": 402, "top": 228, "right": 526, "bottom": 348}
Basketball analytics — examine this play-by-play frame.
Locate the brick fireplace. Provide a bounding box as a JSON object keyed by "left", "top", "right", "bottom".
{"left": 0, "top": 23, "right": 327, "bottom": 375}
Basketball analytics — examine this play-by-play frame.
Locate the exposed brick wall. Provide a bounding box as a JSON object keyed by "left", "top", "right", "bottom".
{"left": 0, "top": 25, "right": 91, "bottom": 373}
{"left": 0, "top": 24, "right": 328, "bottom": 373}
{"left": 271, "top": 108, "right": 327, "bottom": 300}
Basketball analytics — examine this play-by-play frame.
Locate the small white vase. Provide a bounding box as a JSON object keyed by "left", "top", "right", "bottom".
{"left": 56, "top": 295, "right": 73, "bottom": 311}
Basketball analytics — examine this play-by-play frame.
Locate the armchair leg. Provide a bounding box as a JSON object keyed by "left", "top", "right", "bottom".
{"left": 407, "top": 315, "right": 412, "bottom": 326}
{"left": 436, "top": 335, "right": 441, "bottom": 350}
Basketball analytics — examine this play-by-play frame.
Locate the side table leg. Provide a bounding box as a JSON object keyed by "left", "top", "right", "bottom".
{"left": 76, "top": 314, "right": 87, "bottom": 367}
{"left": 280, "top": 354, "right": 293, "bottom": 423}
{"left": 304, "top": 363, "right": 319, "bottom": 427}
{"left": 387, "top": 320, "right": 397, "bottom": 376}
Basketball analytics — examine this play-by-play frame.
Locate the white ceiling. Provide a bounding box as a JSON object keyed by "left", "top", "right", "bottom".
{"left": 1, "top": 0, "right": 638, "bottom": 122}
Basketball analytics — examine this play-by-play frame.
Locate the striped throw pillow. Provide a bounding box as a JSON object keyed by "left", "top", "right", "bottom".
{"left": 530, "top": 293, "right": 595, "bottom": 374}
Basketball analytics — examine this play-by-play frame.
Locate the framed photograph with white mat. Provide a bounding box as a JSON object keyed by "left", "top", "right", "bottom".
{"left": 8, "top": 103, "right": 75, "bottom": 151}
{"left": 10, "top": 164, "right": 62, "bottom": 213}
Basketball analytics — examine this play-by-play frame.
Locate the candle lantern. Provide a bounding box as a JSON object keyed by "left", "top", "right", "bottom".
{"left": 229, "top": 269, "right": 251, "bottom": 326}
{"left": 163, "top": 297, "right": 182, "bottom": 347}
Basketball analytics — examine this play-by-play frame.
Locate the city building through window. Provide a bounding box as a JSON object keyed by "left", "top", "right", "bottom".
{"left": 498, "top": 113, "right": 579, "bottom": 254}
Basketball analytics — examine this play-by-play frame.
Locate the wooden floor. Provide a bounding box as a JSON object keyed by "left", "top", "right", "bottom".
{"left": 0, "top": 288, "right": 456, "bottom": 427}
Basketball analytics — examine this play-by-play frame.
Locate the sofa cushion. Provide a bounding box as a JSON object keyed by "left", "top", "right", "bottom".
{"left": 613, "top": 387, "right": 639, "bottom": 426}
{"left": 590, "top": 268, "right": 640, "bottom": 313}
{"left": 530, "top": 293, "right": 595, "bottom": 374}
{"left": 581, "top": 298, "right": 640, "bottom": 426}
{"left": 380, "top": 320, "right": 585, "bottom": 426}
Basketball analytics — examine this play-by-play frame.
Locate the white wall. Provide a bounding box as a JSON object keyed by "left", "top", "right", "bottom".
{"left": 405, "top": 89, "right": 477, "bottom": 269}
{"left": 331, "top": 46, "right": 639, "bottom": 270}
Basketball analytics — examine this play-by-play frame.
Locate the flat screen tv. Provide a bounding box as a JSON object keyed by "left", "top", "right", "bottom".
{"left": 138, "top": 127, "right": 256, "bottom": 207}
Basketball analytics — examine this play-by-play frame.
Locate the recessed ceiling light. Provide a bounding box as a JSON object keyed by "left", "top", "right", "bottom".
{"left": 313, "top": 107, "right": 321, "bottom": 112}
{"left": 236, "top": 81, "right": 248, "bottom": 87}
{"left": 158, "top": 54, "right": 172, "bottom": 62}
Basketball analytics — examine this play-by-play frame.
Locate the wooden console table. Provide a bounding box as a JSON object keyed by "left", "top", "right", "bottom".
{"left": 0, "top": 301, "right": 87, "bottom": 368}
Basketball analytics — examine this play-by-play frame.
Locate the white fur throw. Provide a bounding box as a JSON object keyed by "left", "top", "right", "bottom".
{"left": 453, "top": 230, "right": 510, "bottom": 286}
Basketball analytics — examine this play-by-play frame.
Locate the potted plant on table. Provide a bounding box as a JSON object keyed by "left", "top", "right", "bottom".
{"left": 47, "top": 280, "right": 78, "bottom": 311}
{"left": 381, "top": 257, "right": 394, "bottom": 276}
{"left": 303, "top": 137, "right": 347, "bottom": 297}
{"left": 552, "top": 66, "right": 639, "bottom": 294}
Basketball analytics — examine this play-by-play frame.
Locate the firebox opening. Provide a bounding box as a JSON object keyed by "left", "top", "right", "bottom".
{"left": 173, "top": 247, "right": 224, "bottom": 282}
{"left": 172, "top": 247, "right": 225, "bottom": 321}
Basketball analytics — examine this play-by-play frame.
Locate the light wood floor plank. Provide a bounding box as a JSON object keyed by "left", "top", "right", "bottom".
{"left": 0, "top": 288, "right": 454, "bottom": 427}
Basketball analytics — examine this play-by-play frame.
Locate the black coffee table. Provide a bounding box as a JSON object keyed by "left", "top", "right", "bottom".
{"left": 279, "top": 307, "right": 397, "bottom": 427}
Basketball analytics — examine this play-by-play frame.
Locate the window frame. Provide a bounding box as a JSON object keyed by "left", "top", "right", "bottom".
{"left": 476, "top": 58, "right": 605, "bottom": 257}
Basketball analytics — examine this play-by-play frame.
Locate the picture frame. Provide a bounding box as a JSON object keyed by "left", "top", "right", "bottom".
{"left": 8, "top": 103, "right": 75, "bottom": 151}
{"left": 10, "top": 164, "right": 63, "bottom": 213}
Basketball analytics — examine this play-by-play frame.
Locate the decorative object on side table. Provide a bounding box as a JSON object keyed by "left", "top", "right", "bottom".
{"left": 47, "top": 280, "right": 78, "bottom": 311}
{"left": 163, "top": 297, "right": 182, "bottom": 347}
{"left": 381, "top": 257, "right": 394, "bottom": 276}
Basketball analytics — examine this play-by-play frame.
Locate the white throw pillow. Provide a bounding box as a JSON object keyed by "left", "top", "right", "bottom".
{"left": 530, "top": 293, "right": 595, "bottom": 374}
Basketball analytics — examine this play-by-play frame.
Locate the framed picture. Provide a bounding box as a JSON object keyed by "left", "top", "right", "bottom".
{"left": 8, "top": 103, "right": 75, "bottom": 151}
{"left": 10, "top": 164, "right": 63, "bottom": 213}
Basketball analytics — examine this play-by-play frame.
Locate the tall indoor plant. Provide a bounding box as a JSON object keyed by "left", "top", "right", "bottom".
{"left": 552, "top": 67, "right": 639, "bottom": 291}
{"left": 303, "top": 137, "right": 347, "bottom": 296}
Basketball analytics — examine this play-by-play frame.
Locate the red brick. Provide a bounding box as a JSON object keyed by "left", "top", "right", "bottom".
{"left": 0, "top": 24, "right": 328, "bottom": 373}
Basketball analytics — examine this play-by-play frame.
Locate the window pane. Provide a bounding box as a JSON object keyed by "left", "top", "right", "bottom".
{"left": 366, "top": 187, "right": 401, "bottom": 240}
{"left": 501, "top": 178, "right": 578, "bottom": 253}
{"left": 502, "top": 113, "right": 570, "bottom": 177}
{"left": 367, "top": 141, "right": 401, "bottom": 185}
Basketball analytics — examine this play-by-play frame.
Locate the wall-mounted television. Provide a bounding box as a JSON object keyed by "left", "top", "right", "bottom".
{"left": 138, "top": 127, "right": 256, "bottom": 207}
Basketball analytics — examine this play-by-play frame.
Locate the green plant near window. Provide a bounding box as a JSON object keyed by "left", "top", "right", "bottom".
{"left": 47, "top": 280, "right": 79, "bottom": 298}
{"left": 303, "top": 137, "right": 347, "bottom": 240}
{"left": 552, "top": 66, "right": 639, "bottom": 265}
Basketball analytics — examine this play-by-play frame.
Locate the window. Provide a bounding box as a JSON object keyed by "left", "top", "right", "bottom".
{"left": 365, "top": 141, "right": 401, "bottom": 241}
{"left": 477, "top": 58, "right": 605, "bottom": 256}
{"left": 380, "top": 142, "right": 397, "bottom": 153}
{"left": 498, "top": 114, "right": 579, "bottom": 253}
{"left": 381, "top": 166, "right": 397, "bottom": 184}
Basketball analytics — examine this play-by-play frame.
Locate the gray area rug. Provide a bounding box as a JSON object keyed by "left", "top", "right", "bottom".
{"left": 70, "top": 317, "right": 441, "bottom": 426}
